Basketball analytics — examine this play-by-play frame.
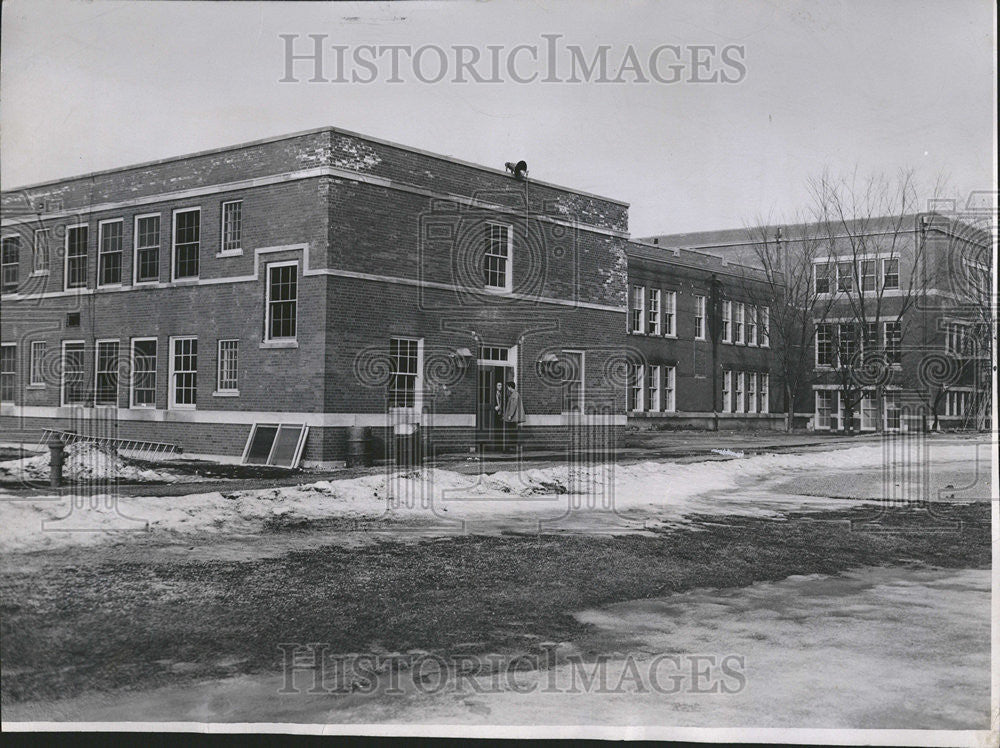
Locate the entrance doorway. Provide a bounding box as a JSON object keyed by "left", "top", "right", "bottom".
{"left": 476, "top": 346, "right": 516, "bottom": 450}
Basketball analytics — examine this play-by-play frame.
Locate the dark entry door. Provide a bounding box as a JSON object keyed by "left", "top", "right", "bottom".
{"left": 477, "top": 365, "right": 512, "bottom": 448}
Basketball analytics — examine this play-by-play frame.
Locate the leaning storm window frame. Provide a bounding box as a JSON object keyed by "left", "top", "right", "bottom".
{"left": 134, "top": 213, "right": 161, "bottom": 284}
{"left": 220, "top": 200, "right": 243, "bottom": 255}
{"left": 97, "top": 218, "right": 124, "bottom": 287}
{"left": 483, "top": 222, "right": 512, "bottom": 293}
{"left": 265, "top": 261, "right": 298, "bottom": 342}
{"left": 172, "top": 207, "right": 201, "bottom": 281}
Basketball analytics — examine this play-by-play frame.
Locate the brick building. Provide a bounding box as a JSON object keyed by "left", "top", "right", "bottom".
{"left": 1, "top": 127, "right": 630, "bottom": 464}
{"left": 644, "top": 211, "right": 992, "bottom": 432}
{"left": 625, "top": 240, "right": 782, "bottom": 429}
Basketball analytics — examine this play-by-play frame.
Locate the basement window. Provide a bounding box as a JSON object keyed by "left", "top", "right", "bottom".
{"left": 241, "top": 423, "right": 309, "bottom": 468}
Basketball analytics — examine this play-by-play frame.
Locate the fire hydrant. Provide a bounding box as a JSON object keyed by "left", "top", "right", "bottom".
{"left": 49, "top": 439, "right": 65, "bottom": 488}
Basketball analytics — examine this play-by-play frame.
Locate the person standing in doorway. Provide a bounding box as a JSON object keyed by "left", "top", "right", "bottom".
{"left": 503, "top": 381, "right": 526, "bottom": 453}
{"left": 492, "top": 381, "right": 505, "bottom": 451}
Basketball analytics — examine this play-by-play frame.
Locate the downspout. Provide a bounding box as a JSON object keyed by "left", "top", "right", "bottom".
{"left": 709, "top": 273, "right": 722, "bottom": 431}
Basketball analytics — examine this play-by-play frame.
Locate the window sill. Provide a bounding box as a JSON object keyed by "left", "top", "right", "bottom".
{"left": 129, "top": 405, "right": 158, "bottom": 410}
{"left": 97, "top": 283, "right": 124, "bottom": 290}
{"left": 260, "top": 340, "right": 298, "bottom": 349}
{"left": 483, "top": 286, "right": 512, "bottom": 295}
{"left": 663, "top": 334, "right": 677, "bottom": 339}
{"left": 216, "top": 250, "right": 244, "bottom": 258}
{"left": 168, "top": 405, "right": 197, "bottom": 411}
{"left": 30, "top": 271, "right": 50, "bottom": 277}
{"left": 171, "top": 277, "right": 200, "bottom": 284}
{"left": 213, "top": 390, "right": 240, "bottom": 397}
{"left": 26, "top": 384, "right": 46, "bottom": 390}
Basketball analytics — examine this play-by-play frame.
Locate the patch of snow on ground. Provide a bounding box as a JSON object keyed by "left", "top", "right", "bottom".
{"left": 0, "top": 442, "right": 197, "bottom": 484}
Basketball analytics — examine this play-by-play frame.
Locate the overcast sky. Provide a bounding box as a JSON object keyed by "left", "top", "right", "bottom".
{"left": 1, "top": 0, "right": 995, "bottom": 236}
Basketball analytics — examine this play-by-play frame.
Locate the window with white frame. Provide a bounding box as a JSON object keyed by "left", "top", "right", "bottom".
{"left": 663, "top": 365, "right": 676, "bottom": 412}
{"left": 484, "top": 223, "right": 512, "bottom": 291}
{"left": 814, "top": 263, "right": 831, "bottom": 294}
{"left": 746, "top": 372, "right": 757, "bottom": 413}
{"left": 882, "top": 258, "right": 899, "bottom": 290}
{"left": 562, "top": 350, "right": 584, "bottom": 413}
{"left": 884, "top": 321, "right": 902, "bottom": 364}
{"left": 131, "top": 339, "right": 157, "bottom": 408}
{"left": 663, "top": 290, "right": 677, "bottom": 336}
{"left": 734, "top": 302, "right": 744, "bottom": 344}
{"left": 173, "top": 208, "right": 201, "bottom": 280}
{"left": 170, "top": 337, "right": 198, "bottom": 408}
{"left": 647, "top": 289, "right": 661, "bottom": 335}
{"left": 722, "top": 370, "right": 732, "bottom": 413}
{"left": 884, "top": 391, "right": 901, "bottom": 430}
{"left": 217, "top": 339, "right": 239, "bottom": 393}
{"left": 94, "top": 340, "right": 120, "bottom": 406}
{"left": 747, "top": 305, "right": 757, "bottom": 345}
{"left": 946, "top": 322, "right": 967, "bottom": 356}
{"left": 30, "top": 341, "right": 46, "bottom": 386}
{"left": 134, "top": 214, "right": 160, "bottom": 283}
{"left": 221, "top": 201, "right": 243, "bottom": 253}
{"left": 628, "top": 362, "right": 644, "bottom": 412}
{"left": 694, "top": 295, "right": 706, "bottom": 340}
{"left": 0, "top": 344, "right": 15, "bottom": 402}
{"left": 266, "top": 263, "right": 298, "bottom": 341}
{"left": 816, "top": 391, "right": 834, "bottom": 430}
{"left": 65, "top": 225, "right": 88, "bottom": 289}
{"left": 860, "top": 260, "right": 877, "bottom": 292}
{"left": 760, "top": 306, "right": 769, "bottom": 347}
{"left": 646, "top": 364, "right": 660, "bottom": 411}
{"left": 389, "top": 337, "right": 421, "bottom": 409}
{"left": 861, "top": 392, "right": 877, "bottom": 430}
{"left": 836, "top": 261, "right": 854, "bottom": 293}
{"left": 1, "top": 236, "right": 19, "bottom": 294}
{"left": 838, "top": 323, "right": 857, "bottom": 366}
{"left": 862, "top": 322, "right": 878, "bottom": 360}
{"left": 816, "top": 323, "right": 835, "bottom": 367}
{"left": 33, "top": 229, "right": 50, "bottom": 274}
{"left": 630, "top": 286, "right": 645, "bottom": 333}
{"left": 61, "top": 341, "right": 87, "bottom": 405}
{"left": 98, "top": 220, "right": 124, "bottom": 287}
{"left": 735, "top": 372, "right": 745, "bottom": 413}
{"left": 721, "top": 300, "right": 732, "bottom": 343}
{"left": 759, "top": 373, "right": 769, "bottom": 413}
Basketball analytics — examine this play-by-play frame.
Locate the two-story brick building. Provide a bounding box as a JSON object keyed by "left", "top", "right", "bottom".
{"left": 1, "top": 127, "right": 630, "bottom": 464}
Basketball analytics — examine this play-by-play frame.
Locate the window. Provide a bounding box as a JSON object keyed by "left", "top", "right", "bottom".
{"left": 134, "top": 214, "right": 160, "bottom": 283}
{"left": 759, "top": 373, "right": 769, "bottom": 414}
{"left": 735, "top": 372, "right": 745, "bottom": 413}
{"left": 33, "top": 229, "right": 50, "bottom": 274}
{"left": 747, "top": 372, "right": 757, "bottom": 413}
{"left": 484, "top": 223, "right": 511, "bottom": 292}
{"left": 0, "top": 345, "right": 14, "bottom": 402}
{"left": 836, "top": 261, "right": 854, "bottom": 293}
{"left": 884, "top": 391, "right": 901, "bottom": 430}
{"left": 860, "top": 392, "right": 877, "bottom": 430}
{"left": 694, "top": 295, "right": 706, "bottom": 340}
{"left": 884, "top": 321, "right": 901, "bottom": 364}
{"left": 266, "top": 263, "right": 298, "bottom": 341}
{"left": 663, "top": 365, "right": 676, "bottom": 412}
{"left": 647, "top": 289, "right": 661, "bottom": 335}
{"left": 173, "top": 208, "right": 201, "bottom": 280}
{"left": 131, "top": 339, "right": 157, "bottom": 408}
{"left": 838, "top": 323, "right": 857, "bottom": 366}
{"left": 2, "top": 236, "right": 20, "bottom": 293}
{"left": 628, "top": 362, "right": 644, "bottom": 412}
{"left": 815, "top": 263, "right": 831, "bottom": 294}
{"left": 663, "top": 291, "right": 677, "bottom": 337}
{"left": 221, "top": 201, "right": 243, "bottom": 254}
{"left": 561, "top": 350, "right": 584, "bottom": 413}
{"left": 217, "top": 340, "right": 239, "bottom": 393}
{"left": 721, "top": 300, "right": 732, "bottom": 343}
{"left": 61, "top": 341, "right": 87, "bottom": 405}
{"left": 29, "top": 341, "right": 46, "bottom": 386}
{"left": 946, "top": 322, "right": 967, "bottom": 356}
{"left": 646, "top": 365, "right": 660, "bottom": 411}
{"left": 882, "top": 258, "right": 899, "bottom": 290}
{"left": 94, "top": 340, "right": 120, "bottom": 406}
{"left": 747, "top": 305, "right": 757, "bottom": 346}
{"left": 170, "top": 337, "right": 198, "bottom": 408}
{"left": 630, "top": 286, "right": 645, "bottom": 334}
{"left": 98, "top": 220, "right": 124, "bottom": 286}
{"left": 760, "top": 306, "right": 770, "bottom": 347}
{"left": 816, "top": 323, "right": 835, "bottom": 367}
{"left": 861, "top": 260, "right": 876, "bottom": 292}
{"left": 389, "top": 337, "right": 422, "bottom": 409}
{"left": 734, "top": 302, "right": 744, "bottom": 344}
{"left": 65, "top": 225, "right": 88, "bottom": 289}
{"left": 722, "top": 370, "right": 732, "bottom": 413}
{"left": 816, "top": 391, "right": 834, "bottom": 430}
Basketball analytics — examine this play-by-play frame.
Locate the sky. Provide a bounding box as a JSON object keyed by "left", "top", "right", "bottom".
{"left": 1, "top": 0, "right": 995, "bottom": 236}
